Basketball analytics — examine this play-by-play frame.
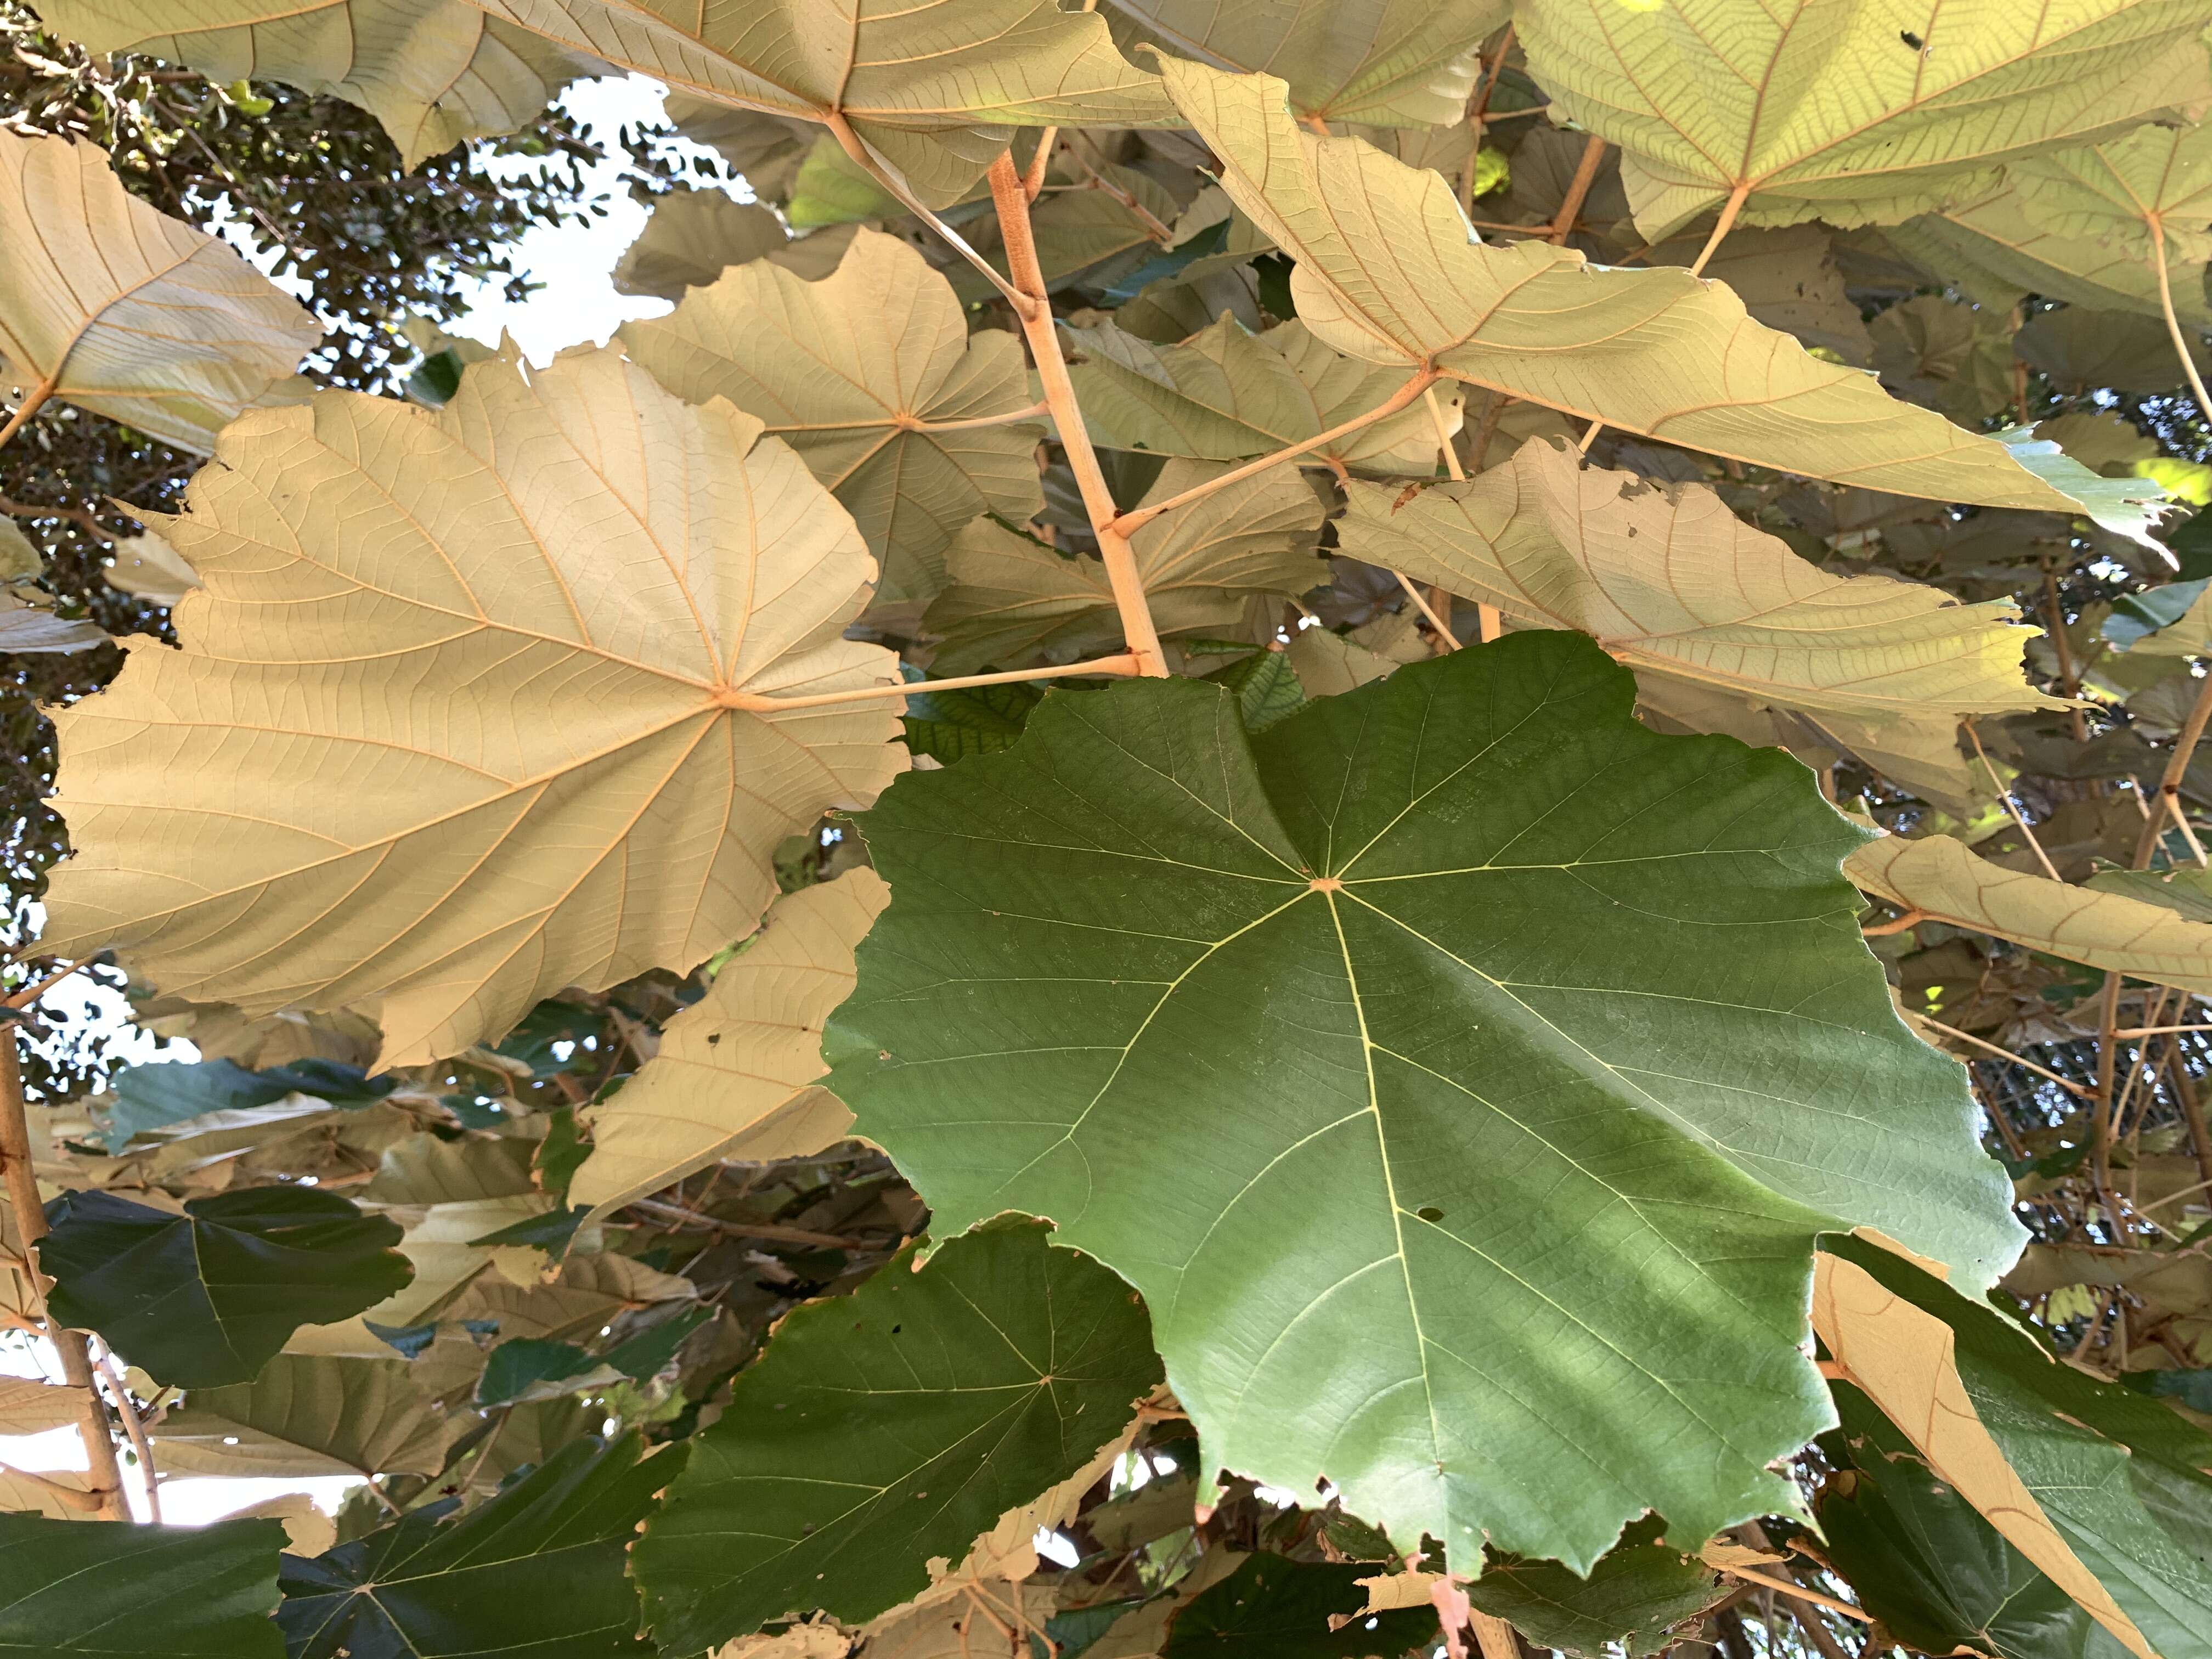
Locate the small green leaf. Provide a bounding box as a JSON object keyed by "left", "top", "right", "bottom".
{"left": 1466, "top": 1520, "right": 1729, "bottom": 1658}
{"left": 902, "top": 674, "right": 1046, "bottom": 762}
{"left": 0, "top": 1514, "right": 284, "bottom": 1656}
{"left": 278, "top": 1433, "right": 676, "bottom": 1659}
{"left": 41, "top": 1188, "right": 411, "bottom": 1388}
{"left": 476, "top": 1339, "right": 622, "bottom": 1409}
{"left": 100, "top": 1058, "right": 393, "bottom": 1151}
{"left": 1199, "top": 647, "right": 1303, "bottom": 731}
{"left": 634, "top": 1220, "right": 1162, "bottom": 1652}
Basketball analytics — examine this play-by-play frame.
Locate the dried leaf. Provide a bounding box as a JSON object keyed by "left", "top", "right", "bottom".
{"left": 612, "top": 188, "right": 789, "bottom": 301}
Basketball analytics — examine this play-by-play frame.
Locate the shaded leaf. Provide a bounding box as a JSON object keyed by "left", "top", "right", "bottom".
{"left": 102, "top": 530, "right": 200, "bottom": 607}
{"left": 0, "top": 129, "right": 319, "bottom": 453}
{"left": 42, "top": 1187, "right": 411, "bottom": 1387}
{"left": 100, "top": 1058, "right": 394, "bottom": 1153}
{"left": 0, "top": 1513, "right": 283, "bottom": 1656}
{"left": 1340, "top": 439, "right": 2058, "bottom": 721}
{"left": 612, "top": 187, "right": 788, "bottom": 301}
{"left": 41, "top": 345, "right": 905, "bottom": 1066}
{"left": 154, "top": 1353, "right": 460, "bottom": 1477}
{"left": 1847, "top": 833, "right": 2212, "bottom": 995}
{"left": 830, "top": 633, "right": 2020, "bottom": 1574}
{"left": 571, "top": 869, "right": 888, "bottom": 1217}
{"left": 634, "top": 1221, "right": 1162, "bottom": 1652}
{"left": 475, "top": 1337, "right": 623, "bottom": 1407}
{"left": 1163, "top": 1554, "right": 1435, "bottom": 1657}
{"left": 622, "top": 228, "right": 1043, "bottom": 613}
{"left": 278, "top": 1432, "right": 676, "bottom": 1659}
{"left": 901, "top": 675, "right": 1045, "bottom": 761}
{"left": 925, "top": 461, "right": 1323, "bottom": 673}
{"left": 1462, "top": 1521, "right": 1730, "bottom": 1659}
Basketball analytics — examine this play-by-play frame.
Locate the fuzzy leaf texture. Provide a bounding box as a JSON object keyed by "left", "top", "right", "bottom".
{"left": 38, "top": 345, "right": 907, "bottom": 1065}
{"left": 1155, "top": 58, "right": 2168, "bottom": 543}
{"left": 829, "top": 632, "right": 2024, "bottom": 1574}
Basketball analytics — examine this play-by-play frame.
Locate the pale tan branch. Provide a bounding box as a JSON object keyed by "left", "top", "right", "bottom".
{"left": 987, "top": 154, "right": 1166, "bottom": 675}
{"left": 731, "top": 654, "right": 1142, "bottom": 715}
{"left": 823, "top": 115, "right": 1034, "bottom": 316}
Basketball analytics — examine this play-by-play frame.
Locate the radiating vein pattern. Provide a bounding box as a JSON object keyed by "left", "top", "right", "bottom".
{"left": 831, "top": 632, "right": 2023, "bottom": 1572}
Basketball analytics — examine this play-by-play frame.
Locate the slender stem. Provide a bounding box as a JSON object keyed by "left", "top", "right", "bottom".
{"left": 0, "top": 1458, "right": 101, "bottom": 1514}
{"left": 1395, "top": 572, "right": 1458, "bottom": 652}
{"left": 1546, "top": 135, "right": 1609, "bottom": 244}
{"left": 2164, "top": 1042, "right": 2212, "bottom": 1192}
{"left": 2134, "top": 669, "right": 2212, "bottom": 869}
{"left": 1965, "top": 721, "right": 2061, "bottom": 881}
{"left": 2044, "top": 566, "right": 2090, "bottom": 744}
{"left": 0, "top": 1042, "right": 125, "bottom": 1519}
{"left": 825, "top": 114, "right": 1035, "bottom": 316}
{"left": 1713, "top": 1567, "right": 1869, "bottom": 1624}
{"left": 2113, "top": 1023, "right": 2212, "bottom": 1038}
{"left": 1425, "top": 386, "right": 1466, "bottom": 482}
{"left": 1022, "top": 128, "right": 1058, "bottom": 201}
{"left": 1913, "top": 1013, "right": 2095, "bottom": 1099}
{"left": 89, "top": 1337, "right": 158, "bottom": 1521}
{"left": 2095, "top": 970, "right": 2124, "bottom": 1197}
{"left": 1111, "top": 367, "right": 1439, "bottom": 535}
{"left": 900, "top": 400, "right": 1049, "bottom": 433}
{"left": 732, "top": 653, "right": 1142, "bottom": 713}
{"left": 0, "top": 379, "right": 55, "bottom": 453}
{"left": 1462, "top": 24, "right": 1515, "bottom": 215}
{"left": 1859, "top": 909, "right": 1926, "bottom": 936}
{"left": 987, "top": 154, "right": 1167, "bottom": 676}
{"left": 2166, "top": 787, "right": 2210, "bottom": 867}
{"left": 4, "top": 961, "right": 82, "bottom": 1011}
{"left": 1688, "top": 182, "right": 1752, "bottom": 276}
{"left": 2151, "top": 214, "right": 2212, "bottom": 421}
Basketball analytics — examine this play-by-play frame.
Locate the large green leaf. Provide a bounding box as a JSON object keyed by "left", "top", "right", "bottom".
{"left": 0, "top": 1514, "right": 284, "bottom": 1656}
{"left": 33, "top": 1, "right": 599, "bottom": 167}
{"left": 1155, "top": 59, "right": 2165, "bottom": 541}
{"left": 1102, "top": 0, "right": 1506, "bottom": 127}
{"left": 277, "top": 1432, "right": 676, "bottom": 1659}
{"left": 469, "top": 0, "right": 1173, "bottom": 206}
{"left": 634, "top": 1221, "right": 1161, "bottom": 1653}
{"left": 42, "top": 1188, "right": 412, "bottom": 1387}
{"left": 1818, "top": 1384, "right": 2130, "bottom": 1659}
{"left": 1821, "top": 1235, "right": 2212, "bottom": 1659}
{"left": 1515, "top": 0, "right": 2212, "bottom": 238}
{"left": 828, "top": 631, "right": 2023, "bottom": 1574}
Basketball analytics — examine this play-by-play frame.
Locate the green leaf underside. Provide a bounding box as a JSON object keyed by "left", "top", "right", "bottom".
{"left": 830, "top": 632, "right": 2022, "bottom": 1573}
{"left": 101, "top": 1058, "right": 393, "bottom": 1151}
{"left": 1825, "top": 1236, "right": 2212, "bottom": 1659}
{"left": 277, "top": 1432, "right": 674, "bottom": 1659}
{"left": 0, "top": 1514, "right": 283, "bottom": 1656}
{"left": 41, "top": 1188, "right": 411, "bottom": 1389}
{"left": 1816, "top": 1386, "right": 2129, "bottom": 1659}
{"left": 634, "top": 1221, "right": 1161, "bottom": 1652}
{"left": 1162, "top": 1554, "right": 1437, "bottom": 1656}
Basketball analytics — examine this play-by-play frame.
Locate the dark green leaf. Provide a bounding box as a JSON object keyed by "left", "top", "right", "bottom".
{"left": 1043, "top": 1597, "right": 1149, "bottom": 1659}
{"left": 902, "top": 674, "right": 1045, "bottom": 763}
{"left": 101, "top": 1059, "right": 393, "bottom": 1150}
{"left": 634, "top": 1220, "right": 1161, "bottom": 1652}
{"left": 2106, "top": 579, "right": 2210, "bottom": 651}
{"left": 535, "top": 1108, "right": 589, "bottom": 1205}
{"left": 276, "top": 1433, "right": 677, "bottom": 1659}
{"left": 830, "top": 633, "right": 2020, "bottom": 1572}
{"left": 603, "top": 1305, "right": 712, "bottom": 1381}
{"left": 1817, "top": 1385, "right": 2127, "bottom": 1659}
{"left": 1826, "top": 1234, "right": 2212, "bottom": 1658}
{"left": 1164, "top": 1555, "right": 1434, "bottom": 1657}
{"left": 0, "top": 1514, "right": 284, "bottom": 1656}
{"left": 1199, "top": 646, "right": 1303, "bottom": 731}
{"left": 42, "top": 1188, "right": 411, "bottom": 1387}
{"left": 467, "top": 1205, "right": 589, "bottom": 1253}
{"left": 1465, "top": 1520, "right": 1728, "bottom": 1658}
{"left": 477, "top": 1339, "right": 619, "bottom": 1409}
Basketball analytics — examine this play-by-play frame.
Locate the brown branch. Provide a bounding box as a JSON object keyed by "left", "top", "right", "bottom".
{"left": 1687, "top": 182, "right": 1751, "bottom": 276}
{"left": 0, "top": 1041, "right": 126, "bottom": 1519}
{"left": 988, "top": 153, "right": 1166, "bottom": 675}
{"left": 1545, "top": 135, "right": 1609, "bottom": 244}
{"left": 0, "top": 378, "right": 55, "bottom": 453}
{"left": 2152, "top": 213, "right": 2212, "bottom": 422}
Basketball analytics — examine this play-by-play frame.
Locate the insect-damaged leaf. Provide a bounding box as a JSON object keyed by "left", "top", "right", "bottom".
{"left": 1515, "top": 0, "right": 2212, "bottom": 239}
{"left": 39, "top": 345, "right": 906, "bottom": 1065}
{"left": 42, "top": 1187, "right": 412, "bottom": 1388}
{"left": 1154, "top": 59, "right": 2167, "bottom": 543}
{"left": 830, "top": 631, "right": 2023, "bottom": 1575}
{"left": 0, "top": 129, "right": 319, "bottom": 453}
{"left": 634, "top": 1221, "right": 1161, "bottom": 1652}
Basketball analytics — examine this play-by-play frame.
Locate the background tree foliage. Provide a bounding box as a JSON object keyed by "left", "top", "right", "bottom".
{"left": 7, "top": 4, "right": 2212, "bottom": 1659}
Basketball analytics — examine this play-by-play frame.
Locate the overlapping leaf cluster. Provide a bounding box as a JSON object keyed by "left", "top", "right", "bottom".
{"left": 12, "top": 4, "right": 2212, "bottom": 1658}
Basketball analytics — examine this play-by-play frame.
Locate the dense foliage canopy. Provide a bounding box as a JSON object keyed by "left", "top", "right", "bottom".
{"left": 7, "top": 5, "right": 2212, "bottom": 1659}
